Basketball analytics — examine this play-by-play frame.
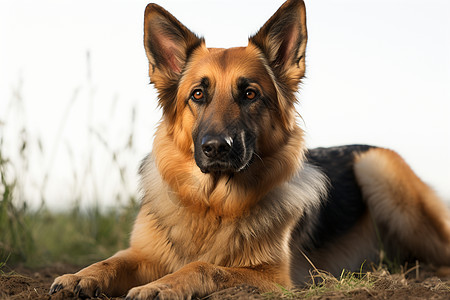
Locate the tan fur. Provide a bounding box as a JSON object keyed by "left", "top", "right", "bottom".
{"left": 354, "top": 148, "right": 450, "bottom": 263}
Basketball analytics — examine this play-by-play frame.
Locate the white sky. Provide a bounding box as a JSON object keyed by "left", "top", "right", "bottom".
{"left": 0, "top": 0, "right": 449, "bottom": 209}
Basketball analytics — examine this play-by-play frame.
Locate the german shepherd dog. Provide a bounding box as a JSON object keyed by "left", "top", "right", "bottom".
{"left": 50, "top": 0, "right": 450, "bottom": 298}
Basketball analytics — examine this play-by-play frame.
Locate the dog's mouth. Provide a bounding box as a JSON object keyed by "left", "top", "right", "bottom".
{"left": 194, "top": 132, "right": 255, "bottom": 175}
{"left": 198, "top": 155, "right": 254, "bottom": 174}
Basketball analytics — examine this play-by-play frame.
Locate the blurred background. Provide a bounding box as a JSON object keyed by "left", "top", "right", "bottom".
{"left": 0, "top": 0, "right": 449, "bottom": 264}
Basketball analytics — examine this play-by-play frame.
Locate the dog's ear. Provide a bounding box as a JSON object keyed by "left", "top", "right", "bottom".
{"left": 144, "top": 3, "right": 203, "bottom": 79}
{"left": 249, "top": 0, "right": 307, "bottom": 83}
{"left": 144, "top": 4, "right": 203, "bottom": 124}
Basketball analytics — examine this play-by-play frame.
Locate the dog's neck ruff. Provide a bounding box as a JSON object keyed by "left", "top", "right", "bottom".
{"left": 145, "top": 121, "right": 306, "bottom": 218}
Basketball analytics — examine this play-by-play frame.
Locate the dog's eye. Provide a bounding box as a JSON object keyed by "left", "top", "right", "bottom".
{"left": 245, "top": 89, "right": 257, "bottom": 100}
{"left": 191, "top": 89, "right": 204, "bottom": 102}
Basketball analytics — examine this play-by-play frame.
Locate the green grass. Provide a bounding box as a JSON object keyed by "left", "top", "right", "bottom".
{"left": 0, "top": 145, "right": 138, "bottom": 266}
{"left": 0, "top": 147, "right": 35, "bottom": 264}
{"left": 264, "top": 268, "right": 376, "bottom": 299}
{"left": 0, "top": 131, "right": 139, "bottom": 266}
{"left": 302, "top": 268, "right": 375, "bottom": 298}
{"left": 30, "top": 205, "right": 138, "bottom": 266}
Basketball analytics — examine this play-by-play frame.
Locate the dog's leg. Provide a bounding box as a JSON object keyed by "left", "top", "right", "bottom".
{"left": 354, "top": 147, "right": 450, "bottom": 264}
{"left": 125, "top": 261, "right": 289, "bottom": 300}
{"left": 50, "top": 248, "right": 158, "bottom": 297}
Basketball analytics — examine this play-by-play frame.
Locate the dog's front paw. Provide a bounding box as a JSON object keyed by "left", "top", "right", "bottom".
{"left": 125, "top": 282, "right": 187, "bottom": 300}
{"left": 50, "top": 274, "right": 102, "bottom": 298}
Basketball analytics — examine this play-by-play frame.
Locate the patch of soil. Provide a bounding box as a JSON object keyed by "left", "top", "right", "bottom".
{"left": 1, "top": 264, "right": 450, "bottom": 299}
{"left": 0, "top": 264, "right": 81, "bottom": 300}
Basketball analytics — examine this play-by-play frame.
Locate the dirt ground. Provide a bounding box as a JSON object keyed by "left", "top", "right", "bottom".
{"left": 1, "top": 263, "right": 450, "bottom": 299}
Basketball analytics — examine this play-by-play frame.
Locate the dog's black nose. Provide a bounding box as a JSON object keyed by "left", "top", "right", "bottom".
{"left": 201, "top": 135, "right": 232, "bottom": 159}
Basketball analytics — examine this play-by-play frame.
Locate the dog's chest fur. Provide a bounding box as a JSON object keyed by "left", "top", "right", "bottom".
{"left": 132, "top": 155, "right": 327, "bottom": 273}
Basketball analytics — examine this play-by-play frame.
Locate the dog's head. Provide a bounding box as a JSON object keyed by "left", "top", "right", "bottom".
{"left": 144, "top": 0, "right": 307, "bottom": 175}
